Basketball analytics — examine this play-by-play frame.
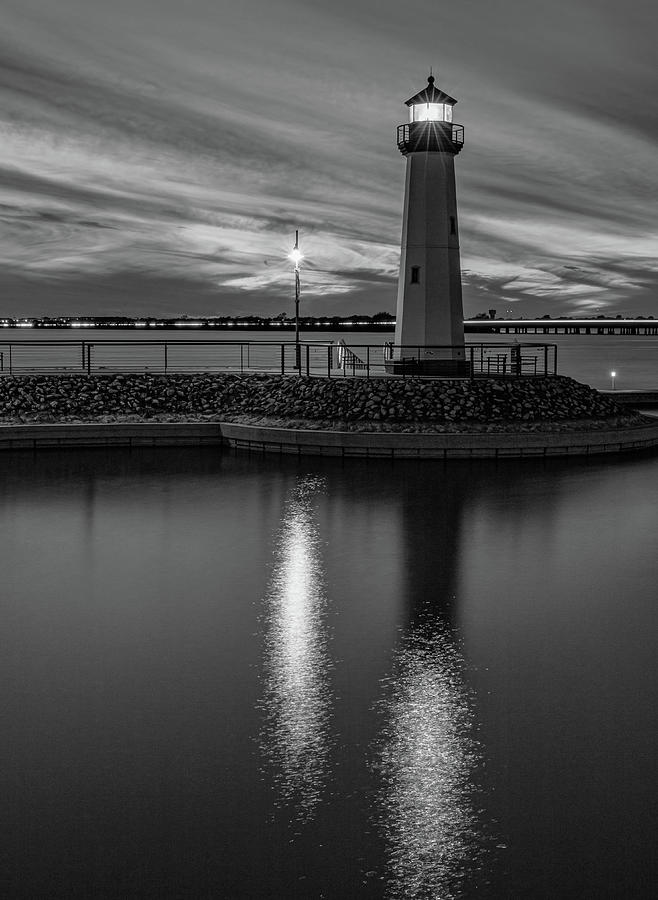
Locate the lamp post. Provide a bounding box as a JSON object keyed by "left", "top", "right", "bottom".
{"left": 611, "top": 370, "right": 616, "bottom": 390}
{"left": 288, "top": 230, "right": 303, "bottom": 373}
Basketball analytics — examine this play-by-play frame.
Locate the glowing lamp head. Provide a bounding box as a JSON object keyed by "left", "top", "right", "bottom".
{"left": 405, "top": 74, "right": 457, "bottom": 123}
{"left": 611, "top": 371, "right": 616, "bottom": 377}
{"left": 410, "top": 102, "right": 454, "bottom": 123}
{"left": 289, "top": 247, "right": 303, "bottom": 268}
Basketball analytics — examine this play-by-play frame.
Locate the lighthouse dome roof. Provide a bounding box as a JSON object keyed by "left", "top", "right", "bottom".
{"left": 404, "top": 75, "right": 457, "bottom": 107}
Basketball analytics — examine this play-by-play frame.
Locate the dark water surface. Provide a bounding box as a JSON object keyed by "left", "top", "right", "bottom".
{"left": 2, "top": 448, "right": 657, "bottom": 898}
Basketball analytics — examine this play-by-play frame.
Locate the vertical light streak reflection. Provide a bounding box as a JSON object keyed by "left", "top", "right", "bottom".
{"left": 260, "top": 476, "right": 332, "bottom": 822}
{"left": 378, "top": 626, "right": 482, "bottom": 899}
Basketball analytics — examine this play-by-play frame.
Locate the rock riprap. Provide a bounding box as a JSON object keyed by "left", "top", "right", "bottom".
{"left": 0, "top": 373, "right": 640, "bottom": 432}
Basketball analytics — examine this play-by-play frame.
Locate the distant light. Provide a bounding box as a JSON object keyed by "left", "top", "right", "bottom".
{"left": 611, "top": 371, "right": 616, "bottom": 377}
{"left": 289, "top": 247, "right": 303, "bottom": 268}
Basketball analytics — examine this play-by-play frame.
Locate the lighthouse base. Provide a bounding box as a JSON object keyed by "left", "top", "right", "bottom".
{"left": 385, "top": 358, "right": 472, "bottom": 377}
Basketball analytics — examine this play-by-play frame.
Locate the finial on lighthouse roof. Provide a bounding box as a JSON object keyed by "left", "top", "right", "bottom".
{"left": 404, "top": 74, "right": 457, "bottom": 107}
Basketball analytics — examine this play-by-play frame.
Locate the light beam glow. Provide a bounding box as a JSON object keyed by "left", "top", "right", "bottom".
{"left": 378, "top": 625, "right": 484, "bottom": 898}
{"left": 259, "top": 477, "right": 332, "bottom": 822}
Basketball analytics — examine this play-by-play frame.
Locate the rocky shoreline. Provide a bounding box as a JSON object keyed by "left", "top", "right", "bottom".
{"left": 0, "top": 372, "right": 646, "bottom": 433}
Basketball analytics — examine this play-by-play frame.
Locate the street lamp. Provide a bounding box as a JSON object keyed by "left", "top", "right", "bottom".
{"left": 611, "top": 370, "right": 617, "bottom": 390}
{"left": 288, "top": 231, "right": 303, "bottom": 372}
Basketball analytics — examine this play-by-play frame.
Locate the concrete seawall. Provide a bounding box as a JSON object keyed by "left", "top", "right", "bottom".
{"left": 219, "top": 421, "right": 658, "bottom": 458}
{"left": 0, "top": 422, "right": 225, "bottom": 451}
{"left": 2, "top": 419, "right": 658, "bottom": 459}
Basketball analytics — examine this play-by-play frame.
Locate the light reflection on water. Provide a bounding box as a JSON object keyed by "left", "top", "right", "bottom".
{"left": 378, "top": 624, "right": 482, "bottom": 899}
{"left": 4, "top": 449, "right": 658, "bottom": 897}
{"left": 259, "top": 476, "right": 332, "bottom": 821}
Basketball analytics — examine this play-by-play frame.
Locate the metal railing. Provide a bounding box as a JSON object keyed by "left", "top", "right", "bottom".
{"left": 397, "top": 122, "right": 465, "bottom": 153}
{"left": 0, "top": 340, "right": 557, "bottom": 378}
{"left": 352, "top": 342, "right": 557, "bottom": 377}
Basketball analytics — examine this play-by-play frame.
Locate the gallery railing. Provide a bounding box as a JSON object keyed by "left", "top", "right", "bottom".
{"left": 0, "top": 340, "right": 557, "bottom": 378}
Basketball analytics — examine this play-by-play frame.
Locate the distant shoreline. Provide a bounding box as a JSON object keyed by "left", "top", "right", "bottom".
{"left": 0, "top": 321, "right": 396, "bottom": 332}
{"left": 1, "top": 316, "right": 656, "bottom": 336}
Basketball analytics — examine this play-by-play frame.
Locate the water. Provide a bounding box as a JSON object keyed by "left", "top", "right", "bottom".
{"left": 2, "top": 447, "right": 657, "bottom": 898}
{"left": 1, "top": 328, "right": 658, "bottom": 389}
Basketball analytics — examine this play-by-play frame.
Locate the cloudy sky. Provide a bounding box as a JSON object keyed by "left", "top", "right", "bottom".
{"left": 1, "top": 0, "right": 656, "bottom": 317}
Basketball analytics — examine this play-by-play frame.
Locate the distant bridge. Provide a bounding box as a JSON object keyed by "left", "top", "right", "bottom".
{"left": 465, "top": 318, "right": 658, "bottom": 336}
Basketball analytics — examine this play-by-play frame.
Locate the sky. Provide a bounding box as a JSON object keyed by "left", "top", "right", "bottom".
{"left": 1, "top": 0, "right": 656, "bottom": 318}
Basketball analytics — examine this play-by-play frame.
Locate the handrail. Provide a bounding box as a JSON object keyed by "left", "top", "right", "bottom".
{"left": 0, "top": 339, "right": 558, "bottom": 378}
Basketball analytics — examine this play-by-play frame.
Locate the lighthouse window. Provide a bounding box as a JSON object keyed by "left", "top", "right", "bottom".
{"left": 411, "top": 103, "right": 453, "bottom": 123}
{"left": 412, "top": 103, "right": 442, "bottom": 122}
{"left": 410, "top": 266, "right": 420, "bottom": 284}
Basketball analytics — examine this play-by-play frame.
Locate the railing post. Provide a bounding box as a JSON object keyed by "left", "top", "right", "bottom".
{"left": 553, "top": 344, "right": 558, "bottom": 375}
{"left": 240, "top": 344, "right": 244, "bottom": 374}
{"left": 86, "top": 343, "right": 92, "bottom": 376}
{"left": 327, "top": 345, "right": 332, "bottom": 378}
{"left": 281, "top": 344, "right": 285, "bottom": 375}
{"left": 512, "top": 343, "right": 521, "bottom": 376}
{"left": 543, "top": 344, "right": 548, "bottom": 376}
{"left": 164, "top": 343, "right": 168, "bottom": 374}
{"left": 305, "top": 343, "right": 310, "bottom": 376}
{"left": 81, "top": 341, "right": 85, "bottom": 372}
{"left": 9, "top": 344, "right": 12, "bottom": 375}
{"left": 469, "top": 345, "right": 475, "bottom": 379}
{"left": 0, "top": 352, "right": 3, "bottom": 373}
{"left": 366, "top": 345, "right": 370, "bottom": 378}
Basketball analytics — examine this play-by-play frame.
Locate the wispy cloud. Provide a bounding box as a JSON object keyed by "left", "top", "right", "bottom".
{"left": 0, "top": 0, "right": 656, "bottom": 315}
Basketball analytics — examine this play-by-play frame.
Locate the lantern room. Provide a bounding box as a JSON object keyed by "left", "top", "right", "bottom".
{"left": 397, "top": 74, "right": 464, "bottom": 156}
{"left": 405, "top": 75, "right": 456, "bottom": 122}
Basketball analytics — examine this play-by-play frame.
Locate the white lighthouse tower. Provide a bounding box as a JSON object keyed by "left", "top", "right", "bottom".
{"left": 392, "top": 75, "right": 466, "bottom": 374}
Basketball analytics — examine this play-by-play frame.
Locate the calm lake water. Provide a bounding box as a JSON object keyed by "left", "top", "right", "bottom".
{"left": 2, "top": 328, "right": 658, "bottom": 390}
{"left": 2, "top": 447, "right": 657, "bottom": 898}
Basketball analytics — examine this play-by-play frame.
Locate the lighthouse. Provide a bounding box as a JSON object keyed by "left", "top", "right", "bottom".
{"left": 392, "top": 75, "right": 466, "bottom": 374}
